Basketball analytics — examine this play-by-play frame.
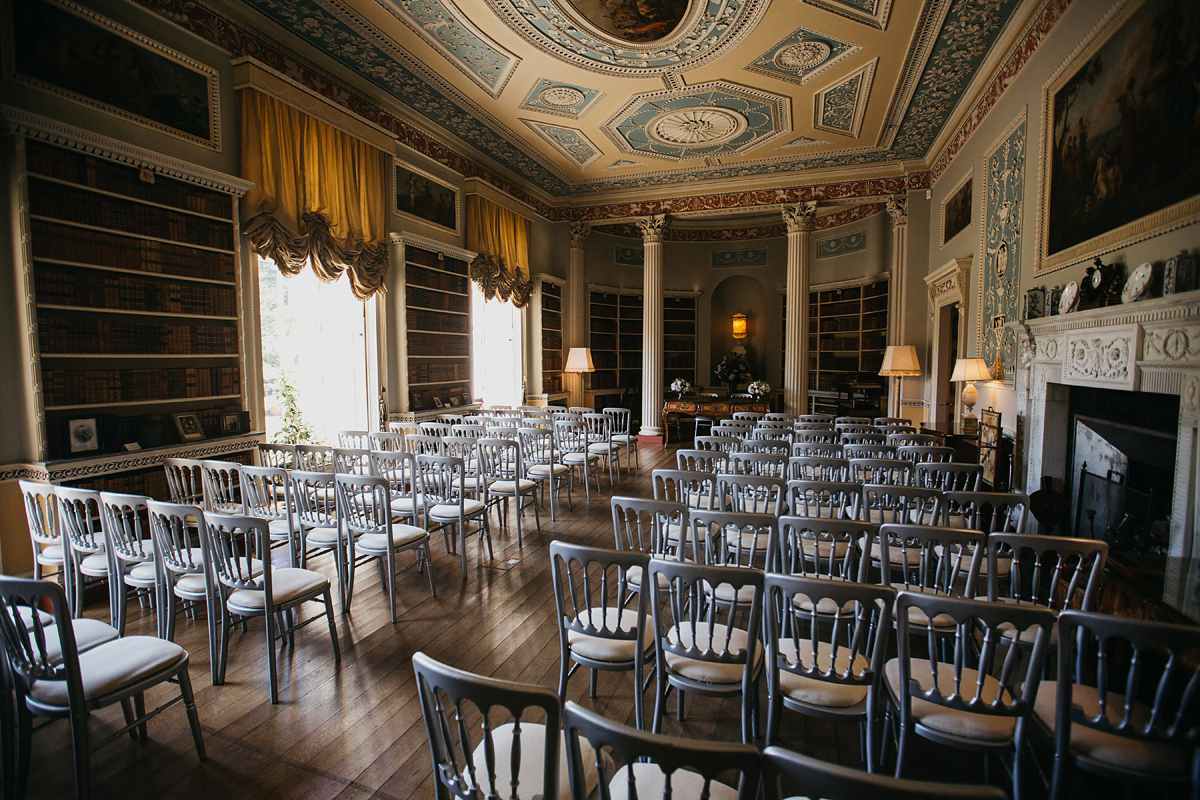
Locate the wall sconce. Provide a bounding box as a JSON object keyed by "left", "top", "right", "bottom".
{"left": 950, "top": 357, "right": 992, "bottom": 436}
{"left": 731, "top": 312, "right": 748, "bottom": 340}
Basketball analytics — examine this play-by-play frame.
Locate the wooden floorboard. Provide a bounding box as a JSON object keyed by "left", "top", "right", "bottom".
{"left": 17, "top": 440, "right": 1137, "bottom": 799}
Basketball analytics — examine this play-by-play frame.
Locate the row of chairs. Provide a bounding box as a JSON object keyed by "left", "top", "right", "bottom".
{"left": 679, "top": 449, "right": 979, "bottom": 486}
{"left": 413, "top": 649, "right": 1010, "bottom": 800}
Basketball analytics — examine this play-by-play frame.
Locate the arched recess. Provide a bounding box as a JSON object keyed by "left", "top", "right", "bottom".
{"left": 924, "top": 257, "right": 972, "bottom": 428}
{"left": 709, "top": 274, "right": 768, "bottom": 385}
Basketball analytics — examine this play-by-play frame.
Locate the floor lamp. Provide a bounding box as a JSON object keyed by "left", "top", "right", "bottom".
{"left": 564, "top": 347, "right": 594, "bottom": 408}
{"left": 878, "top": 345, "right": 920, "bottom": 419}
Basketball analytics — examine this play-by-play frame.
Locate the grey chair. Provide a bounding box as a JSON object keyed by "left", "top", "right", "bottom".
{"left": 200, "top": 459, "right": 243, "bottom": 514}
{"left": 19, "top": 481, "right": 65, "bottom": 593}
{"left": 1037, "top": 611, "right": 1200, "bottom": 800}
{"left": 792, "top": 441, "right": 844, "bottom": 459}
{"left": 288, "top": 469, "right": 341, "bottom": 573}
{"left": 0, "top": 576, "right": 205, "bottom": 799}
{"left": 564, "top": 701, "right": 761, "bottom": 800}
{"left": 771, "top": 516, "right": 874, "bottom": 582}
{"left": 917, "top": 462, "right": 982, "bottom": 492}
{"left": 336, "top": 430, "right": 371, "bottom": 449}
{"left": 789, "top": 455, "right": 850, "bottom": 482}
{"left": 842, "top": 433, "right": 888, "bottom": 446}
{"left": 651, "top": 468, "right": 717, "bottom": 511}
{"left": 201, "top": 512, "right": 340, "bottom": 703}
{"left": 763, "top": 744, "right": 1009, "bottom": 800}
{"left": 888, "top": 433, "right": 939, "bottom": 448}
{"left": 295, "top": 444, "right": 335, "bottom": 471}
{"left": 676, "top": 447, "right": 730, "bottom": 474}
{"left": 519, "top": 426, "right": 571, "bottom": 517}
{"left": 695, "top": 434, "right": 742, "bottom": 454}
{"left": 550, "top": 542, "right": 652, "bottom": 727}
{"left": 861, "top": 484, "right": 942, "bottom": 526}
{"left": 884, "top": 592, "right": 1054, "bottom": 800}
{"left": 163, "top": 457, "right": 205, "bottom": 505}
{"left": 719, "top": 473, "right": 787, "bottom": 515}
{"left": 413, "top": 650, "right": 593, "bottom": 800}
{"left": 849, "top": 458, "right": 914, "bottom": 487}
{"left": 868, "top": 523, "right": 988, "bottom": 612}
{"left": 257, "top": 442, "right": 296, "bottom": 469}
{"left": 604, "top": 406, "right": 639, "bottom": 471}
{"left": 241, "top": 464, "right": 299, "bottom": 566}
{"left": 331, "top": 446, "right": 371, "bottom": 475}
{"left": 611, "top": 496, "right": 692, "bottom": 569}
{"left": 145, "top": 501, "right": 214, "bottom": 655}
{"left": 97, "top": 491, "right": 157, "bottom": 637}
{"left": 477, "top": 437, "right": 541, "bottom": 547}
{"left": 418, "top": 454, "right": 492, "bottom": 581}
{"left": 844, "top": 443, "right": 897, "bottom": 460}
{"left": 648, "top": 558, "right": 764, "bottom": 743}
{"left": 729, "top": 451, "right": 789, "bottom": 478}
{"left": 555, "top": 419, "right": 602, "bottom": 501}
{"left": 897, "top": 445, "right": 956, "bottom": 463}
{"left": 763, "top": 574, "right": 895, "bottom": 771}
{"left": 787, "top": 479, "right": 862, "bottom": 520}
{"left": 56, "top": 486, "right": 109, "bottom": 620}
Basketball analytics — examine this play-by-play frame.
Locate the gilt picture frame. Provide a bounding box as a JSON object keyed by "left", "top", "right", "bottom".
{"left": 394, "top": 160, "right": 459, "bottom": 234}
{"left": 1036, "top": 0, "right": 1200, "bottom": 275}
{"left": 941, "top": 171, "right": 972, "bottom": 247}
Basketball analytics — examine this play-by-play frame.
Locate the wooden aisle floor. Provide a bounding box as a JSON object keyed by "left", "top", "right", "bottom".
{"left": 17, "top": 440, "right": 1131, "bottom": 799}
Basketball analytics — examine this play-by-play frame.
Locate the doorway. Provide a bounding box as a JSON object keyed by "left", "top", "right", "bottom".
{"left": 471, "top": 283, "right": 524, "bottom": 407}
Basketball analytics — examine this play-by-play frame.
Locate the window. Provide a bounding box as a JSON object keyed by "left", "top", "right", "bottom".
{"left": 471, "top": 282, "right": 524, "bottom": 407}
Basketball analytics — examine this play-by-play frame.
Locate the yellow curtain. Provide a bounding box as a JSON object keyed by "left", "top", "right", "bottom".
{"left": 240, "top": 90, "right": 389, "bottom": 299}
{"left": 466, "top": 194, "right": 533, "bottom": 307}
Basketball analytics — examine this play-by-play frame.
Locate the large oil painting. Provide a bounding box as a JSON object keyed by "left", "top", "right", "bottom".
{"left": 941, "top": 172, "right": 972, "bottom": 246}
{"left": 6, "top": 0, "right": 219, "bottom": 149}
{"left": 395, "top": 161, "right": 460, "bottom": 234}
{"left": 1039, "top": 0, "right": 1200, "bottom": 273}
{"left": 562, "top": 0, "right": 687, "bottom": 42}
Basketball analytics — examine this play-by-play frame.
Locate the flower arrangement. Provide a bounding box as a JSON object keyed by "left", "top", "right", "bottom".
{"left": 747, "top": 380, "right": 770, "bottom": 399}
{"left": 670, "top": 377, "right": 691, "bottom": 394}
{"left": 713, "top": 352, "right": 753, "bottom": 387}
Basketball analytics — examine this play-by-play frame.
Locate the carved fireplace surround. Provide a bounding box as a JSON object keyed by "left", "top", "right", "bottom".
{"left": 1012, "top": 291, "right": 1200, "bottom": 558}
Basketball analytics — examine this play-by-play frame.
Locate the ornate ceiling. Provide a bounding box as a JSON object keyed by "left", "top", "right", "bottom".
{"left": 227, "top": 0, "right": 1032, "bottom": 205}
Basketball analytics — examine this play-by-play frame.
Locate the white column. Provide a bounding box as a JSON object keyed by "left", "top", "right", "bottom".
{"left": 566, "top": 222, "right": 588, "bottom": 407}
{"left": 782, "top": 202, "right": 816, "bottom": 414}
{"left": 638, "top": 214, "right": 667, "bottom": 437}
{"left": 885, "top": 197, "right": 909, "bottom": 418}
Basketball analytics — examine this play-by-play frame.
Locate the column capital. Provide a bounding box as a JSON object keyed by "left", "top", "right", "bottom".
{"left": 782, "top": 201, "right": 818, "bottom": 233}
{"left": 886, "top": 196, "right": 908, "bottom": 225}
{"left": 637, "top": 214, "right": 669, "bottom": 243}
{"left": 568, "top": 221, "right": 590, "bottom": 248}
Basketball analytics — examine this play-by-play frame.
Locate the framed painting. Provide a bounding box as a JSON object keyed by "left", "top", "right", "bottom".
{"left": 1037, "top": 0, "right": 1200, "bottom": 275}
{"left": 220, "top": 412, "right": 241, "bottom": 435}
{"left": 67, "top": 417, "right": 99, "bottom": 453}
{"left": 941, "top": 172, "right": 972, "bottom": 246}
{"left": 5, "top": 0, "right": 220, "bottom": 150}
{"left": 395, "top": 160, "right": 459, "bottom": 234}
{"left": 172, "top": 411, "right": 204, "bottom": 442}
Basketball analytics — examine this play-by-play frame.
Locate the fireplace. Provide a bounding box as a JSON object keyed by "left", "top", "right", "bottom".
{"left": 1012, "top": 291, "right": 1200, "bottom": 559}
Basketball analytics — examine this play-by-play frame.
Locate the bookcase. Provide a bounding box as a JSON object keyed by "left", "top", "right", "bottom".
{"left": 526, "top": 274, "right": 568, "bottom": 406}
{"left": 20, "top": 135, "right": 254, "bottom": 463}
{"left": 587, "top": 287, "right": 623, "bottom": 409}
{"left": 806, "top": 273, "right": 890, "bottom": 415}
{"left": 663, "top": 294, "right": 698, "bottom": 388}
{"left": 391, "top": 233, "right": 480, "bottom": 421}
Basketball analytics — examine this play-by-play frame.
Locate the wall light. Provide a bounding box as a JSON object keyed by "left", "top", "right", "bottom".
{"left": 732, "top": 312, "right": 748, "bottom": 340}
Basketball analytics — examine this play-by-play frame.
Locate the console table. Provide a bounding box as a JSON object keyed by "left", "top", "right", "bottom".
{"left": 662, "top": 396, "right": 770, "bottom": 443}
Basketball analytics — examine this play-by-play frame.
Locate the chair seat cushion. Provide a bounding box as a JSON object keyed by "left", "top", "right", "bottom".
{"left": 267, "top": 518, "right": 293, "bottom": 538}
{"left": 429, "top": 499, "right": 486, "bottom": 518}
{"left": 489, "top": 479, "right": 536, "bottom": 493}
{"left": 799, "top": 538, "right": 851, "bottom": 562}
{"left": 884, "top": 658, "right": 1015, "bottom": 742}
{"left": 665, "top": 622, "right": 760, "bottom": 685}
{"left": 228, "top": 567, "right": 328, "bottom": 610}
{"left": 173, "top": 573, "right": 208, "bottom": 595}
{"left": 125, "top": 561, "right": 158, "bottom": 584}
{"left": 469, "top": 722, "right": 597, "bottom": 800}
{"left": 1032, "top": 683, "right": 1191, "bottom": 774}
{"left": 528, "top": 464, "right": 569, "bottom": 477}
{"left": 38, "top": 618, "right": 120, "bottom": 664}
{"left": 706, "top": 581, "right": 758, "bottom": 605}
{"left": 611, "top": 434, "right": 636, "bottom": 445}
{"left": 562, "top": 452, "right": 600, "bottom": 465}
{"left": 860, "top": 535, "right": 922, "bottom": 567}
{"left": 77, "top": 551, "right": 110, "bottom": 575}
{"left": 776, "top": 638, "right": 869, "bottom": 709}
{"left": 608, "top": 763, "right": 737, "bottom": 800}
{"left": 567, "top": 607, "right": 644, "bottom": 662}
{"left": 390, "top": 496, "right": 424, "bottom": 514}
{"left": 358, "top": 524, "right": 428, "bottom": 552}
{"left": 305, "top": 525, "right": 339, "bottom": 547}
{"left": 29, "top": 635, "right": 186, "bottom": 707}
{"left": 36, "top": 544, "right": 65, "bottom": 564}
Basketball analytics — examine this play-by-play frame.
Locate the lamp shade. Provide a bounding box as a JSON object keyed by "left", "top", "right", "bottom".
{"left": 564, "top": 347, "right": 594, "bottom": 373}
{"left": 731, "top": 312, "right": 748, "bottom": 339}
{"left": 878, "top": 345, "right": 921, "bottom": 377}
{"left": 950, "top": 357, "right": 992, "bottom": 383}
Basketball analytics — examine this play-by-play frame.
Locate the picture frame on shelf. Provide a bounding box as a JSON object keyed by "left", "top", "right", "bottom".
{"left": 433, "top": 397, "right": 444, "bottom": 409}
{"left": 172, "top": 411, "right": 204, "bottom": 442}
{"left": 448, "top": 396, "right": 460, "bottom": 407}
{"left": 220, "top": 412, "right": 241, "bottom": 435}
{"left": 461, "top": 391, "right": 471, "bottom": 405}
{"left": 394, "top": 159, "right": 459, "bottom": 234}
{"left": 67, "top": 417, "right": 99, "bottom": 453}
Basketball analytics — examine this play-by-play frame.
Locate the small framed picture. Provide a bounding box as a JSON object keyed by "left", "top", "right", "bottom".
{"left": 460, "top": 391, "right": 471, "bottom": 405}
{"left": 433, "top": 397, "right": 445, "bottom": 409}
{"left": 220, "top": 412, "right": 241, "bottom": 435}
{"left": 67, "top": 418, "right": 99, "bottom": 453}
{"left": 449, "top": 396, "right": 460, "bottom": 407}
{"left": 172, "top": 411, "right": 205, "bottom": 442}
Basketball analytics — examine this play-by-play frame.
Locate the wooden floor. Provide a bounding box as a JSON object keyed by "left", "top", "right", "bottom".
{"left": 20, "top": 441, "right": 1136, "bottom": 799}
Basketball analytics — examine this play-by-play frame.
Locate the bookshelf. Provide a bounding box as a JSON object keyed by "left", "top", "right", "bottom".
{"left": 392, "top": 233, "right": 480, "bottom": 420}
{"left": 526, "top": 274, "right": 568, "bottom": 406}
{"left": 806, "top": 273, "right": 890, "bottom": 416}
{"left": 663, "top": 294, "right": 698, "bottom": 388}
{"left": 18, "top": 134, "right": 253, "bottom": 463}
{"left": 587, "top": 287, "right": 622, "bottom": 409}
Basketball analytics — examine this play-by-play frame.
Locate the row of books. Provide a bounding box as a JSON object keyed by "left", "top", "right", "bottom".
{"left": 30, "top": 181, "right": 234, "bottom": 251}
{"left": 38, "top": 316, "right": 238, "bottom": 355}
{"left": 407, "top": 333, "right": 469, "bottom": 357}
{"left": 35, "top": 267, "right": 237, "bottom": 316}
{"left": 542, "top": 294, "right": 562, "bottom": 313}
{"left": 405, "top": 247, "right": 468, "bottom": 274}
{"left": 408, "top": 361, "right": 470, "bottom": 384}
{"left": 664, "top": 354, "right": 695, "bottom": 369}
{"left": 542, "top": 332, "right": 562, "bottom": 351}
{"left": 862, "top": 296, "right": 888, "bottom": 313}
{"left": 541, "top": 309, "right": 561, "bottom": 331}
{"left": 406, "top": 264, "right": 468, "bottom": 294}
{"left": 663, "top": 310, "right": 695, "bottom": 322}
{"left": 32, "top": 221, "right": 236, "bottom": 281}
{"left": 591, "top": 318, "right": 618, "bottom": 333}
{"left": 819, "top": 317, "right": 863, "bottom": 333}
{"left": 42, "top": 366, "right": 241, "bottom": 406}
{"left": 27, "top": 142, "right": 233, "bottom": 219}
{"left": 663, "top": 336, "right": 693, "bottom": 351}
{"left": 406, "top": 309, "right": 468, "bottom": 334}
{"left": 407, "top": 288, "right": 469, "bottom": 313}
{"left": 817, "top": 337, "right": 861, "bottom": 352}
{"left": 663, "top": 321, "right": 694, "bottom": 335}
{"left": 542, "top": 375, "right": 563, "bottom": 393}
{"left": 543, "top": 354, "right": 563, "bottom": 372}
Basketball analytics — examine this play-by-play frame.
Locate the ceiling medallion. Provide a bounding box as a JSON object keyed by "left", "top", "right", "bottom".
{"left": 774, "top": 41, "right": 831, "bottom": 72}
{"left": 539, "top": 86, "right": 587, "bottom": 108}
{"left": 647, "top": 108, "right": 747, "bottom": 146}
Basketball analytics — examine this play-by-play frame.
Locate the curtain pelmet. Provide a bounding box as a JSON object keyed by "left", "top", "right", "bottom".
{"left": 466, "top": 194, "right": 533, "bottom": 307}
{"left": 241, "top": 90, "right": 389, "bottom": 299}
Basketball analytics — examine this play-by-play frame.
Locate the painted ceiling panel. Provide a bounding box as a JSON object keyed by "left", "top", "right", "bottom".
{"left": 234, "top": 0, "right": 1032, "bottom": 200}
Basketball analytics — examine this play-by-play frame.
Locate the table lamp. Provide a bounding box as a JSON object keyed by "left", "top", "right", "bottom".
{"left": 950, "top": 357, "right": 992, "bottom": 436}
{"left": 878, "top": 345, "right": 920, "bottom": 419}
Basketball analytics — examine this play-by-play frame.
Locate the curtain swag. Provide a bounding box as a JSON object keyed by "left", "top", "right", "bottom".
{"left": 240, "top": 89, "right": 390, "bottom": 299}
{"left": 466, "top": 195, "right": 533, "bottom": 308}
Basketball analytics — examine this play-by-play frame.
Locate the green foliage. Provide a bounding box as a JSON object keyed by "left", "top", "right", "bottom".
{"left": 274, "top": 372, "right": 316, "bottom": 444}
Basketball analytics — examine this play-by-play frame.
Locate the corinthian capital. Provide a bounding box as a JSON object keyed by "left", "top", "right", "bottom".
{"left": 568, "top": 221, "right": 590, "bottom": 248}
{"left": 886, "top": 196, "right": 908, "bottom": 225}
{"left": 782, "top": 201, "right": 818, "bottom": 233}
{"left": 636, "top": 214, "right": 668, "bottom": 243}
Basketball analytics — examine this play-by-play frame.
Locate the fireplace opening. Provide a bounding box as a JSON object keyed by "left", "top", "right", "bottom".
{"left": 1068, "top": 387, "right": 1179, "bottom": 553}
